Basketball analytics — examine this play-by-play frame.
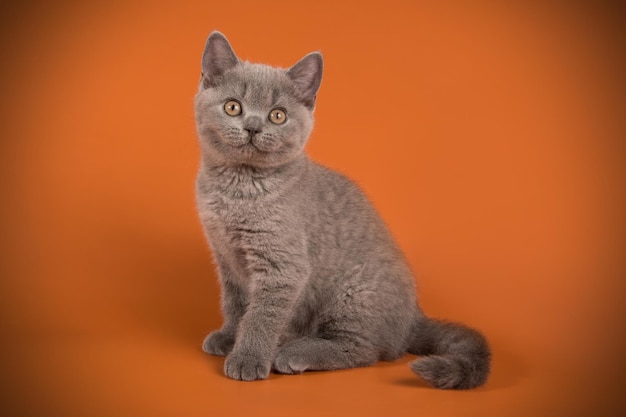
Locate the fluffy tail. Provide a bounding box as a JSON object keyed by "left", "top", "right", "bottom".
{"left": 408, "top": 317, "right": 491, "bottom": 389}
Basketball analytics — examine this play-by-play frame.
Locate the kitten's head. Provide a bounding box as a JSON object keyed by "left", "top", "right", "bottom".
{"left": 194, "top": 31, "right": 323, "bottom": 168}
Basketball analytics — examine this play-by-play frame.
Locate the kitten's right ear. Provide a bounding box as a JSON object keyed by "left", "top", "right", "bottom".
{"left": 201, "top": 31, "right": 239, "bottom": 88}
{"left": 287, "top": 52, "right": 323, "bottom": 109}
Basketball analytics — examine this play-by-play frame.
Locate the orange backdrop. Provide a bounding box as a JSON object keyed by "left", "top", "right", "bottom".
{"left": 1, "top": 1, "right": 625, "bottom": 416}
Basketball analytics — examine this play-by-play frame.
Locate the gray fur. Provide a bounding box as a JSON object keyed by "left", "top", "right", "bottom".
{"left": 194, "top": 31, "right": 490, "bottom": 389}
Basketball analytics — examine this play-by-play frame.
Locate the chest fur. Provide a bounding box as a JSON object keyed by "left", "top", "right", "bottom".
{"left": 199, "top": 181, "right": 295, "bottom": 272}
{"left": 200, "top": 191, "right": 272, "bottom": 244}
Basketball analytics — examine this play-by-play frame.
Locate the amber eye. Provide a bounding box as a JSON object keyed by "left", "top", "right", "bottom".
{"left": 224, "top": 100, "right": 242, "bottom": 116}
{"left": 268, "top": 108, "right": 287, "bottom": 125}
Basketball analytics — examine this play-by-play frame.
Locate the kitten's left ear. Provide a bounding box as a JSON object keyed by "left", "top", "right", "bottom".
{"left": 287, "top": 52, "right": 323, "bottom": 109}
{"left": 201, "top": 31, "right": 240, "bottom": 88}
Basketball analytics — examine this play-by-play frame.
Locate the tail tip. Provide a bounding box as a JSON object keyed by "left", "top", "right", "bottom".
{"left": 410, "top": 355, "right": 489, "bottom": 390}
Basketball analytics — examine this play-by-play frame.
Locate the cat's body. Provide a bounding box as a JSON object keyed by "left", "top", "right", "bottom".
{"left": 194, "top": 32, "right": 490, "bottom": 389}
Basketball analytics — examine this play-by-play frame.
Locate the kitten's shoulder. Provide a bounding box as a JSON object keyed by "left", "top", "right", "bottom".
{"left": 309, "top": 160, "right": 354, "bottom": 185}
{"left": 307, "top": 160, "right": 369, "bottom": 201}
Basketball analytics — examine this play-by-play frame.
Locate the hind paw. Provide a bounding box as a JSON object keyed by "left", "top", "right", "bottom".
{"left": 202, "top": 330, "right": 235, "bottom": 356}
{"left": 273, "top": 344, "right": 310, "bottom": 374}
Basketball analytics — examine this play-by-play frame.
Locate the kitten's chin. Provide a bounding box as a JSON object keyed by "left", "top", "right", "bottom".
{"left": 226, "top": 140, "right": 268, "bottom": 157}
{"left": 224, "top": 136, "right": 280, "bottom": 153}
{"left": 233, "top": 145, "right": 303, "bottom": 169}
{"left": 251, "top": 137, "right": 281, "bottom": 153}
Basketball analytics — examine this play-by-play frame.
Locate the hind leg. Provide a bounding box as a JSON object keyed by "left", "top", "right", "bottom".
{"left": 273, "top": 265, "right": 413, "bottom": 374}
{"left": 273, "top": 335, "right": 378, "bottom": 374}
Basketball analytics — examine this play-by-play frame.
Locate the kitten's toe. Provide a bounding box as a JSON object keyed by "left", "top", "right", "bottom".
{"left": 224, "top": 352, "right": 270, "bottom": 381}
{"left": 202, "top": 331, "right": 234, "bottom": 356}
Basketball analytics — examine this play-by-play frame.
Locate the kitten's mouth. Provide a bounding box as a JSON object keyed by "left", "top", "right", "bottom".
{"left": 234, "top": 137, "right": 280, "bottom": 154}
{"left": 220, "top": 136, "right": 265, "bottom": 153}
{"left": 217, "top": 132, "right": 282, "bottom": 160}
{"left": 219, "top": 129, "right": 280, "bottom": 154}
{"left": 237, "top": 141, "right": 267, "bottom": 153}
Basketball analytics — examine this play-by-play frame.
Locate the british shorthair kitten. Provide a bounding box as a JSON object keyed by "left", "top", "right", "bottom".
{"left": 194, "top": 31, "right": 490, "bottom": 389}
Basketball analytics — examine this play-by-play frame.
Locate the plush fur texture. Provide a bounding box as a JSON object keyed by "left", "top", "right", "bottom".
{"left": 194, "top": 31, "right": 491, "bottom": 389}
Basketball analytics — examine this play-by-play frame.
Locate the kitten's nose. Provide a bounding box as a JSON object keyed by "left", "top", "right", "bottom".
{"left": 243, "top": 116, "right": 263, "bottom": 138}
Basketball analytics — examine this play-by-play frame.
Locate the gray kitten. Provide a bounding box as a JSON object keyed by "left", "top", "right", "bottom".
{"left": 194, "top": 31, "right": 490, "bottom": 389}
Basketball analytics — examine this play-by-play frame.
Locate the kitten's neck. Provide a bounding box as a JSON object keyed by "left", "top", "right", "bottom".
{"left": 199, "top": 155, "right": 309, "bottom": 199}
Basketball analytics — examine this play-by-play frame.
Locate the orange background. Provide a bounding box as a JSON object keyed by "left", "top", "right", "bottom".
{"left": 1, "top": 1, "right": 625, "bottom": 416}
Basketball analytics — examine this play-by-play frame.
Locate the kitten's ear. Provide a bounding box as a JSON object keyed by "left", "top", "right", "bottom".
{"left": 201, "top": 31, "right": 239, "bottom": 88}
{"left": 287, "top": 52, "right": 323, "bottom": 109}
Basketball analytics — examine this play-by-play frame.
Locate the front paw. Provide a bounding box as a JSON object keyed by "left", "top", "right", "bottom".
{"left": 202, "top": 330, "right": 235, "bottom": 356}
{"left": 224, "top": 351, "right": 270, "bottom": 381}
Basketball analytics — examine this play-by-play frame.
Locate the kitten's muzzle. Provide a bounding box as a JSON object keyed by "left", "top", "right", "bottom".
{"left": 244, "top": 127, "right": 261, "bottom": 140}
